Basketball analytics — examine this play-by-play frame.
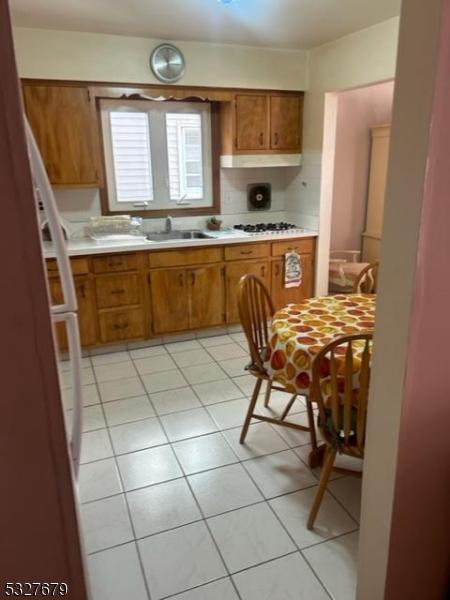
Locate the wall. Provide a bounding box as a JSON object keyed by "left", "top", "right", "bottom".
{"left": 304, "top": 17, "right": 399, "bottom": 151}
{"left": 55, "top": 168, "right": 301, "bottom": 237}
{"left": 13, "top": 27, "right": 308, "bottom": 90}
{"left": 357, "top": 0, "right": 450, "bottom": 597}
{"left": 330, "top": 81, "right": 394, "bottom": 251}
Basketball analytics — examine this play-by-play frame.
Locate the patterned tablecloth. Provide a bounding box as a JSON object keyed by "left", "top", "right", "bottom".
{"left": 266, "top": 294, "right": 376, "bottom": 396}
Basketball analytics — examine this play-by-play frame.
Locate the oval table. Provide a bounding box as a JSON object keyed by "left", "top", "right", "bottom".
{"left": 266, "top": 293, "right": 376, "bottom": 465}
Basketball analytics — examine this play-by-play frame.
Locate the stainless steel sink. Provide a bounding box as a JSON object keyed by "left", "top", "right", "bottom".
{"left": 147, "top": 230, "right": 209, "bottom": 242}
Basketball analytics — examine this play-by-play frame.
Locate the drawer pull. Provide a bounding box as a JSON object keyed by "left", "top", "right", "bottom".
{"left": 179, "top": 273, "right": 184, "bottom": 287}
{"left": 190, "top": 271, "right": 196, "bottom": 286}
{"left": 274, "top": 132, "right": 279, "bottom": 146}
{"left": 259, "top": 132, "right": 264, "bottom": 146}
{"left": 113, "top": 322, "right": 129, "bottom": 330}
{"left": 240, "top": 250, "right": 253, "bottom": 255}
{"left": 110, "top": 288, "right": 125, "bottom": 295}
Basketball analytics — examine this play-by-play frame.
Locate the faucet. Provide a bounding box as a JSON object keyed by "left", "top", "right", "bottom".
{"left": 165, "top": 215, "right": 173, "bottom": 233}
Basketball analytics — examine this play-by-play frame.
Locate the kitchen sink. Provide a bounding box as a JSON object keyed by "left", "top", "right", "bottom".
{"left": 146, "top": 230, "right": 210, "bottom": 241}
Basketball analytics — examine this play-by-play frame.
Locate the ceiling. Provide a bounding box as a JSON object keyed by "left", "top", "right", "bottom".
{"left": 10, "top": 0, "right": 401, "bottom": 50}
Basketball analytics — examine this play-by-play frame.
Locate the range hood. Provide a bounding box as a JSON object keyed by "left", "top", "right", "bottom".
{"left": 220, "top": 153, "right": 302, "bottom": 168}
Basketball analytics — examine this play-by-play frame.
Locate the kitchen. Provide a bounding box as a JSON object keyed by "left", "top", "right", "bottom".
{"left": 3, "top": 1, "right": 450, "bottom": 600}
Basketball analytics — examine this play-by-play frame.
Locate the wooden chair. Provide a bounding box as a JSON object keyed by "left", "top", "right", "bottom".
{"left": 307, "top": 332, "right": 373, "bottom": 529}
{"left": 353, "top": 260, "right": 379, "bottom": 294}
{"left": 237, "top": 274, "right": 317, "bottom": 448}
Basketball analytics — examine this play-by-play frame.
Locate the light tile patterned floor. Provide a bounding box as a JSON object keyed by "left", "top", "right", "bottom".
{"left": 62, "top": 333, "right": 362, "bottom": 600}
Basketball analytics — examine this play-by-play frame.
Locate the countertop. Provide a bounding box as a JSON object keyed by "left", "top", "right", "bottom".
{"left": 43, "top": 229, "right": 318, "bottom": 258}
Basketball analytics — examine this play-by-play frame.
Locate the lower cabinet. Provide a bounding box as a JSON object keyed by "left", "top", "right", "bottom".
{"left": 271, "top": 253, "right": 314, "bottom": 310}
{"left": 98, "top": 307, "right": 146, "bottom": 343}
{"left": 150, "top": 269, "right": 190, "bottom": 334}
{"left": 150, "top": 265, "right": 224, "bottom": 334}
{"left": 225, "top": 261, "right": 270, "bottom": 324}
{"left": 48, "top": 276, "right": 97, "bottom": 350}
{"left": 46, "top": 236, "right": 316, "bottom": 348}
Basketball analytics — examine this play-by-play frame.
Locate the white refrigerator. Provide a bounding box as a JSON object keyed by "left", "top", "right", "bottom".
{"left": 25, "top": 119, "right": 84, "bottom": 479}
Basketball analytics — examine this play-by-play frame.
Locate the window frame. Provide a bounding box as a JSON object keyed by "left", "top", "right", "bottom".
{"left": 99, "top": 98, "right": 221, "bottom": 218}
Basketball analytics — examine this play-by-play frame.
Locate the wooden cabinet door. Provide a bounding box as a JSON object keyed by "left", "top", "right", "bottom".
{"left": 23, "top": 84, "right": 98, "bottom": 186}
{"left": 270, "top": 96, "right": 303, "bottom": 151}
{"left": 150, "top": 269, "right": 190, "bottom": 334}
{"left": 98, "top": 308, "right": 146, "bottom": 344}
{"left": 189, "top": 265, "right": 224, "bottom": 330}
{"left": 225, "top": 261, "right": 270, "bottom": 324}
{"left": 49, "top": 276, "right": 97, "bottom": 350}
{"left": 235, "top": 95, "right": 269, "bottom": 151}
{"left": 75, "top": 277, "right": 97, "bottom": 347}
{"left": 271, "top": 258, "right": 311, "bottom": 310}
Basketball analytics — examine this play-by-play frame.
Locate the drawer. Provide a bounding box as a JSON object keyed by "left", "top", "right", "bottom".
{"left": 271, "top": 238, "right": 315, "bottom": 257}
{"left": 46, "top": 257, "right": 89, "bottom": 275}
{"left": 92, "top": 253, "right": 138, "bottom": 273}
{"left": 95, "top": 274, "right": 141, "bottom": 309}
{"left": 149, "top": 247, "right": 222, "bottom": 268}
{"left": 98, "top": 307, "right": 146, "bottom": 343}
{"left": 224, "top": 243, "right": 270, "bottom": 261}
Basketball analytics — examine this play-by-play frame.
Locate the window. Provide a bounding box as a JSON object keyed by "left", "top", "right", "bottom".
{"left": 101, "top": 99, "right": 213, "bottom": 213}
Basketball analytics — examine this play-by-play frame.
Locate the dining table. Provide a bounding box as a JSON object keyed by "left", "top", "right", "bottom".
{"left": 265, "top": 293, "right": 376, "bottom": 466}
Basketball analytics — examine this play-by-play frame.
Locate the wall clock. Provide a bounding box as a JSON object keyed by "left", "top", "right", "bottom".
{"left": 150, "top": 44, "right": 185, "bottom": 83}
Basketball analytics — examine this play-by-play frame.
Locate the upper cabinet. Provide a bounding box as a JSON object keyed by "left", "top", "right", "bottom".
{"left": 220, "top": 90, "right": 304, "bottom": 166}
{"left": 235, "top": 95, "right": 270, "bottom": 151}
{"left": 22, "top": 83, "right": 100, "bottom": 187}
{"left": 270, "top": 95, "right": 303, "bottom": 151}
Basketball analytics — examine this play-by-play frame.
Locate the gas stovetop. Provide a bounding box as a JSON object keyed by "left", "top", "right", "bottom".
{"left": 233, "top": 222, "right": 307, "bottom": 236}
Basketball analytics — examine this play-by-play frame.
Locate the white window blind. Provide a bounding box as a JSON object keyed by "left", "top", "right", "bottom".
{"left": 166, "top": 113, "right": 203, "bottom": 200}
{"left": 109, "top": 111, "right": 154, "bottom": 203}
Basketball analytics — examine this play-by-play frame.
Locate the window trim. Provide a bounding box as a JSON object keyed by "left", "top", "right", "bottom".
{"left": 98, "top": 98, "right": 221, "bottom": 218}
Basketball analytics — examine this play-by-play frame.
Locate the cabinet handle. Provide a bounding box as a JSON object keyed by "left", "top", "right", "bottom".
{"left": 78, "top": 283, "right": 86, "bottom": 299}
{"left": 110, "top": 288, "right": 125, "bottom": 295}
{"left": 191, "top": 271, "right": 196, "bottom": 286}
{"left": 240, "top": 250, "right": 253, "bottom": 255}
{"left": 259, "top": 132, "right": 264, "bottom": 146}
{"left": 275, "top": 264, "right": 280, "bottom": 277}
{"left": 261, "top": 266, "right": 266, "bottom": 277}
{"left": 179, "top": 273, "right": 184, "bottom": 287}
{"left": 274, "top": 132, "right": 279, "bottom": 146}
{"left": 113, "top": 322, "right": 129, "bottom": 330}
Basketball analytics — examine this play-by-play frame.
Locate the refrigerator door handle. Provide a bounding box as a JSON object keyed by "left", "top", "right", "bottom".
{"left": 25, "top": 118, "right": 77, "bottom": 314}
{"left": 53, "top": 312, "right": 83, "bottom": 478}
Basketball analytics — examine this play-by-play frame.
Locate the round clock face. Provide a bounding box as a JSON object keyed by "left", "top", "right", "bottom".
{"left": 150, "top": 44, "right": 185, "bottom": 83}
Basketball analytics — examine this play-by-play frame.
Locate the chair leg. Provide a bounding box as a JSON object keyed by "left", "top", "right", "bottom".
{"left": 263, "top": 380, "right": 272, "bottom": 407}
{"left": 305, "top": 398, "right": 318, "bottom": 450}
{"left": 239, "top": 378, "right": 263, "bottom": 444}
{"left": 280, "top": 394, "right": 297, "bottom": 421}
{"left": 307, "top": 447, "right": 337, "bottom": 530}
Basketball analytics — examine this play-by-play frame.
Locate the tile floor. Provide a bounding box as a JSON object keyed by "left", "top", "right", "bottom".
{"left": 61, "top": 332, "right": 362, "bottom": 600}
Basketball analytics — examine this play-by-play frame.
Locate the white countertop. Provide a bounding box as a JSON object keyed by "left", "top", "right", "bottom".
{"left": 43, "top": 229, "right": 318, "bottom": 258}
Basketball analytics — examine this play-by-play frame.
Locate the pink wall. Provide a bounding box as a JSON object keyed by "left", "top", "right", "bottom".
{"left": 330, "top": 80, "right": 394, "bottom": 251}
{"left": 384, "top": 1, "right": 450, "bottom": 596}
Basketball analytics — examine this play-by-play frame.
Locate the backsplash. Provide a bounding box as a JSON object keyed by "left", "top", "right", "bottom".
{"left": 53, "top": 165, "right": 319, "bottom": 238}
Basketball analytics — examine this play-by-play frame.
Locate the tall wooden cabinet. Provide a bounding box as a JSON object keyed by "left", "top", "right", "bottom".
{"left": 362, "top": 124, "right": 391, "bottom": 262}
{"left": 22, "top": 83, "right": 99, "bottom": 187}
